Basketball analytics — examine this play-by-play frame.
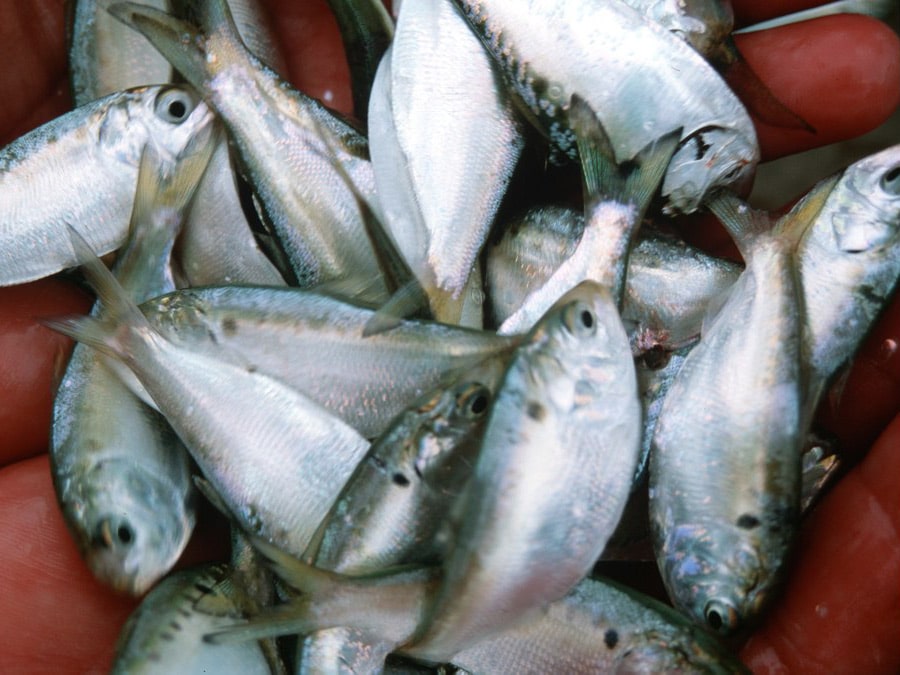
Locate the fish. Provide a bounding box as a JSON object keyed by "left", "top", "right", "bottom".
{"left": 368, "top": 0, "right": 524, "bottom": 325}
{"left": 50, "top": 133, "right": 214, "bottom": 595}
{"left": 47, "top": 233, "right": 372, "bottom": 559}
{"left": 649, "top": 191, "right": 805, "bottom": 635}
{"left": 135, "top": 285, "right": 519, "bottom": 439}
{"left": 793, "top": 144, "right": 900, "bottom": 428}
{"left": 0, "top": 84, "right": 214, "bottom": 286}
{"left": 110, "top": 0, "right": 388, "bottom": 299}
{"left": 111, "top": 563, "right": 276, "bottom": 674}
{"left": 448, "top": 0, "right": 759, "bottom": 214}
{"left": 497, "top": 99, "right": 681, "bottom": 335}
{"left": 406, "top": 281, "right": 642, "bottom": 663}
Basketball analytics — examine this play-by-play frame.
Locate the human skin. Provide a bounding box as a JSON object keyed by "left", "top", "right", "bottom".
{"left": 0, "top": 1, "right": 898, "bottom": 673}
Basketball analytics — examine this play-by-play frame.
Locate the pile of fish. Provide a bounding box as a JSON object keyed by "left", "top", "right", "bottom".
{"left": 3, "top": 0, "right": 899, "bottom": 672}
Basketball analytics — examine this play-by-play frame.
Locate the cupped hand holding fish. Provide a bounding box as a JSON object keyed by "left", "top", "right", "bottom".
{"left": 0, "top": 1, "right": 899, "bottom": 672}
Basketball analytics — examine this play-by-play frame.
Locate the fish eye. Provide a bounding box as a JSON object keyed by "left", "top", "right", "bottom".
{"left": 880, "top": 165, "right": 900, "bottom": 196}
{"left": 94, "top": 518, "right": 135, "bottom": 549}
{"left": 562, "top": 301, "right": 597, "bottom": 337}
{"left": 154, "top": 88, "right": 196, "bottom": 124}
{"left": 457, "top": 383, "right": 491, "bottom": 418}
{"left": 704, "top": 599, "right": 739, "bottom": 635}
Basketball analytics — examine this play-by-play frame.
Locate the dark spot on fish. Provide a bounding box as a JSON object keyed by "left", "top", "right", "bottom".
{"left": 207, "top": 329, "right": 219, "bottom": 345}
{"left": 641, "top": 346, "right": 671, "bottom": 370}
{"left": 736, "top": 514, "right": 761, "bottom": 530}
{"left": 178, "top": 608, "right": 192, "bottom": 618}
{"left": 526, "top": 401, "right": 546, "bottom": 421}
{"left": 246, "top": 365, "right": 257, "bottom": 374}
{"left": 858, "top": 284, "right": 884, "bottom": 305}
{"left": 604, "top": 629, "right": 619, "bottom": 649}
{"left": 392, "top": 473, "right": 410, "bottom": 487}
{"left": 370, "top": 455, "right": 387, "bottom": 470}
{"left": 168, "top": 99, "right": 186, "bottom": 120}
{"left": 169, "top": 620, "right": 182, "bottom": 631}
{"left": 413, "top": 463, "right": 424, "bottom": 480}
{"left": 160, "top": 631, "right": 175, "bottom": 641}
{"left": 468, "top": 392, "right": 489, "bottom": 416}
{"left": 222, "top": 317, "right": 238, "bottom": 335}
{"left": 194, "top": 582, "right": 214, "bottom": 594}
{"left": 706, "top": 608, "right": 723, "bottom": 631}
{"left": 116, "top": 523, "right": 134, "bottom": 545}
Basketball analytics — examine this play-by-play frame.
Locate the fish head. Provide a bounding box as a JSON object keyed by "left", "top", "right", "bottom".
{"left": 65, "top": 458, "right": 194, "bottom": 595}
{"left": 662, "top": 126, "right": 759, "bottom": 214}
{"left": 96, "top": 85, "right": 214, "bottom": 171}
{"left": 659, "top": 522, "right": 780, "bottom": 635}
{"left": 828, "top": 144, "right": 900, "bottom": 254}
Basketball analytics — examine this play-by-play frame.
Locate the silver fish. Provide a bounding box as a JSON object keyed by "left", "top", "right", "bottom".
{"left": 450, "top": 576, "right": 748, "bottom": 674}
{"left": 111, "top": 563, "right": 274, "bottom": 674}
{"left": 794, "top": 145, "right": 900, "bottom": 427}
{"left": 111, "top": 0, "right": 387, "bottom": 297}
{"left": 369, "top": 0, "right": 524, "bottom": 324}
{"left": 407, "top": 281, "right": 641, "bottom": 663}
{"left": 486, "top": 206, "right": 741, "bottom": 348}
{"left": 649, "top": 193, "right": 804, "bottom": 635}
{"left": 48, "top": 242, "right": 371, "bottom": 559}
{"left": 0, "top": 84, "right": 213, "bottom": 286}
{"left": 137, "top": 285, "right": 518, "bottom": 438}
{"left": 497, "top": 104, "right": 680, "bottom": 335}
{"left": 296, "top": 359, "right": 505, "bottom": 674}
{"left": 50, "top": 136, "right": 213, "bottom": 595}
{"left": 449, "top": 0, "right": 759, "bottom": 213}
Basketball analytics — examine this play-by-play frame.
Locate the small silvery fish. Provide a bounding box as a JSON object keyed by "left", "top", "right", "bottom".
{"left": 0, "top": 85, "right": 213, "bottom": 286}
{"left": 449, "top": 0, "right": 759, "bottom": 213}
{"left": 51, "top": 134, "right": 214, "bottom": 595}
{"left": 48, "top": 237, "right": 371, "bottom": 560}
{"left": 111, "top": 563, "right": 275, "bottom": 674}
{"left": 111, "top": 0, "right": 387, "bottom": 298}
{"left": 136, "top": 285, "right": 519, "bottom": 438}
{"left": 407, "top": 281, "right": 641, "bottom": 663}
{"left": 650, "top": 192, "right": 805, "bottom": 636}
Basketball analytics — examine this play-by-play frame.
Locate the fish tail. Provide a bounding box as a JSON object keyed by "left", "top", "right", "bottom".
{"left": 43, "top": 226, "right": 152, "bottom": 360}
{"left": 204, "top": 602, "right": 321, "bottom": 644}
{"left": 570, "top": 94, "right": 680, "bottom": 219}
{"left": 107, "top": 3, "right": 219, "bottom": 90}
{"left": 705, "top": 191, "right": 773, "bottom": 261}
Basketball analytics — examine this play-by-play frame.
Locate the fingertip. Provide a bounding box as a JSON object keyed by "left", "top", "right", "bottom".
{"left": 734, "top": 15, "right": 900, "bottom": 161}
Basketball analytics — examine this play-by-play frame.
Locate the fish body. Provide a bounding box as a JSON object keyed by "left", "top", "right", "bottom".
{"left": 50, "top": 137, "right": 214, "bottom": 594}
{"left": 622, "top": 0, "right": 733, "bottom": 58}
{"left": 450, "top": 576, "right": 748, "bottom": 674}
{"left": 111, "top": 563, "right": 273, "bottom": 674}
{"left": 408, "top": 282, "right": 641, "bottom": 662}
{"left": 111, "top": 1, "right": 386, "bottom": 297}
{"left": 138, "top": 285, "right": 518, "bottom": 438}
{"left": 649, "top": 195, "right": 803, "bottom": 635}
{"left": 369, "top": 0, "right": 524, "bottom": 323}
{"left": 794, "top": 145, "right": 900, "bottom": 423}
{"left": 0, "top": 85, "right": 213, "bottom": 286}
{"left": 449, "top": 0, "right": 758, "bottom": 213}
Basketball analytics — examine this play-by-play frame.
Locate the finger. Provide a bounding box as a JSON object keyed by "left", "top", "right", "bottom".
{"left": 0, "top": 455, "right": 137, "bottom": 673}
{"left": 0, "top": 1, "right": 70, "bottom": 147}
{"left": 734, "top": 15, "right": 900, "bottom": 160}
{"left": 740, "top": 411, "right": 900, "bottom": 674}
{"left": 0, "top": 279, "right": 92, "bottom": 468}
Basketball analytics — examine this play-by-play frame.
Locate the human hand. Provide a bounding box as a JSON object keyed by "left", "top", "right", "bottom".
{"left": 0, "top": 0, "right": 897, "bottom": 672}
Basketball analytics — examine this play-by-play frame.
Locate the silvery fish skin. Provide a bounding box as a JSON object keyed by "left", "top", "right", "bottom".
{"left": 50, "top": 137, "right": 214, "bottom": 595}
{"left": 49, "top": 251, "right": 372, "bottom": 559}
{"left": 297, "top": 360, "right": 503, "bottom": 675}
{"left": 449, "top": 0, "right": 759, "bottom": 214}
{"left": 176, "top": 133, "right": 287, "bottom": 287}
{"left": 486, "top": 205, "right": 741, "bottom": 350}
{"left": 0, "top": 85, "right": 213, "bottom": 286}
{"left": 450, "top": 576, "right": 748, "bottom": 674}
{"left": 111, "top": 563, "right": 273, "bottom": 674}
{"left": 68, "top": 0, "right": 173, "bottom": 106}
{"left": 794, "top": 145, "right": 900, "bottom": 425}
{"left": 408, "top": 282, "right": 641, "bottom": 663}
{"left": 111, "top": 1, "right": 387, "bottom": 297}
{"left": 138, "top": 286, "right": 519, "bottom": 438}
{"left": 650, "top": 195, "right": 803, "bottom": 635}
{"left": 497, "top": 114, "right": 680, "bottom": 336}
{"left": 369, "top": 0, "right": 524, "bottom": 323}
